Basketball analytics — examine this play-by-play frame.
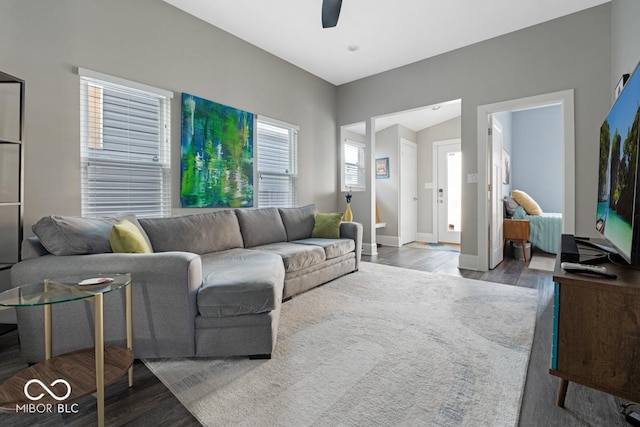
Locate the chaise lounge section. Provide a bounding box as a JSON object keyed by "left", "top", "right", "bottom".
{"left": 10, "top": 205, "right": 362, "bottom": 362}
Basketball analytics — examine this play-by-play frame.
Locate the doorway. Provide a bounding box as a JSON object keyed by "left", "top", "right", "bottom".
{"left": 433, "top": 139, "right": 461, "bottom": 244}
{"left": 474, "top": 90, "right": 575, "bottom": 272}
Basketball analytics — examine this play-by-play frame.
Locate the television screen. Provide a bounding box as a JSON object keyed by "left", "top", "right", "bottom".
{"left": 596, "top": 64, "right": 640, "bottom": 263}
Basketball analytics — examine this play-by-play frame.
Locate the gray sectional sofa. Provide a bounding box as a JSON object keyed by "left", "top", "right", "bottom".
{"left": 10, "top": 205, "right": 362, "bottom": 362}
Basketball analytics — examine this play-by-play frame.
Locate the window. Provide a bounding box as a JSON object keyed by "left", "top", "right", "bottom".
{"left": 256, "top": 117, "right": 298, "bottom": 208}
{"left": 79, "top": 69, "right": 172, "bottom": 218}
{"left": 343, "top": 139, "right": 365, "bottom": 190}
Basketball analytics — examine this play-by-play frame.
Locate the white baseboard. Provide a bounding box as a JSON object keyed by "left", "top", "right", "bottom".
{"left": 362, "top": 242, "right": 378, "bottom": 256}
{"left": 376, "top": 235, "right": 400, "bottom": 247}
{"left": 416, "top": 233, "right": 435, "bottom": 243}
{"left": 458, "top": 254, "right": 480, "bottom": 271}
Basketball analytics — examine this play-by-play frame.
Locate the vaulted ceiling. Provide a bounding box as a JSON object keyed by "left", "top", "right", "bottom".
{"left": 164, "top": 0, "right": 610, "bottom": 86}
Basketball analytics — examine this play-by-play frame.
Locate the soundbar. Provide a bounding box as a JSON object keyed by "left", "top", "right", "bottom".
{"left": 560, "top": 234, "right": 580, "bottom": 263}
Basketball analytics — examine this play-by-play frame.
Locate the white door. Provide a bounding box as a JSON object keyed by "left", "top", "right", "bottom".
{"left": 489, "top": 116, "right": 504, "bottom": 269}
{"left": 400, "top": 139, "right": 418, "bottom": 245}
{"left": 436, "top": 141, "right": 462, "bottom": 244}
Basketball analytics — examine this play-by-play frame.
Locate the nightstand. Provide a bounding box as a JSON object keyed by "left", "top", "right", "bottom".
{"left": 503, "top": 219, "right": 530, "bottom": 261}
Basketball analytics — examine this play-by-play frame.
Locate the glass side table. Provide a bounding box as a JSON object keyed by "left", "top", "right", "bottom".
{"left": 0, "top": 273, "right": 133, "bottom": 427}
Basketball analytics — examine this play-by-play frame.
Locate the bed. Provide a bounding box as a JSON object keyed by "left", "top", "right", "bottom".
{"left": 512, "top": 205, "right": 563, "bottom": 254}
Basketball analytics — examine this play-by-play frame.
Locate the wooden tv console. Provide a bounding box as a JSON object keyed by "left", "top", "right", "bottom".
{"left": 550, "top": 250, "right": 640, "bottom": 406}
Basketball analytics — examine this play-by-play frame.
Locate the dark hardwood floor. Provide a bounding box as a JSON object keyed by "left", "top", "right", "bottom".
{"left": 0, "top": 245, "right": 632, "bottom": 426}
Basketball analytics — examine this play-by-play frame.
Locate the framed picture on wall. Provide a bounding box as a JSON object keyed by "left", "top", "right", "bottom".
{"left": 502, "top": 150, "right": 510, "bottom": 185}
{"left": 376, "top": 157, "right": 389, "bottom": 179}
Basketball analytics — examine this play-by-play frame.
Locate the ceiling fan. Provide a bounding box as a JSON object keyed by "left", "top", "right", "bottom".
{"left": 322, "top": 0, "right": 342, "bottom": 28}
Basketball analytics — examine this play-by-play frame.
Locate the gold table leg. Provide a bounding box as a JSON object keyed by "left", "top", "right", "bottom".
{"left": 94, "top": 292, "right": 105, "bottom": 427}
{"left": 126, "top": 280, "right": 133, "bottom": 387}
{"left": 44, "top": 279, "right": 52, "bottom": 360}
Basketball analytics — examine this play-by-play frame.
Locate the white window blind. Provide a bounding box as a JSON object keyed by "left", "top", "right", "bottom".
{"left": 79, "top": 69, "right": 172, "bottom": 218}
{"left": 257, "top": 117, "right": 298, "bottom": 208}
{"left": 343, "top": 139, "right": 365, "bottom": 190}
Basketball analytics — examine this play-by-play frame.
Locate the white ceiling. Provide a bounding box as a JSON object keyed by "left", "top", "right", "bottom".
{"left": 344, "top": 99, "right": 461, "bottom": 136}
{"left": 164, "top": 0, "right": 610, "bottom": 86}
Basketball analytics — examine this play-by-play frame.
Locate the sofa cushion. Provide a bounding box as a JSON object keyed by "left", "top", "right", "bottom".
{"left": 252, "top": 242, "right": 326, "bottom": 272}
{"left": 110, "top": 219, "right": 152, "bottom": 253}
{"left": 236, "top": 208, "right": 287, "bottom": 248}
{"left": 32, "top": 214, "right": 152, "bottom": 256}
{"left": 293, "top": 238, "right": 355, "bottom": 260}
{"left": 278, "top": 204, "right": 316, "bottom": 241}
{"left": 139, "top": 210, "right": 243, "bottom": 254}
{"left": 198, "top": 249, "right": 285, "bottom": 318}
{"left": 312, "top": 213, "right": 343, "bottom": 239}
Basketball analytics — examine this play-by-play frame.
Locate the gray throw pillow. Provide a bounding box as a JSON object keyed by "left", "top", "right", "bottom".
{"left": 32, "top": 214, "right": 152, "bottom": 256}
{"left": 139, "top": 210, "right": 243, "bottom": 254}
{"left": 278, "top": 204, "right": 317, "bottom": 241}
{"left": 504, "top": 196, "right": 520, "bottom": 217}
{"left": 236, "top": 208, "right": 287, "bottom": 248}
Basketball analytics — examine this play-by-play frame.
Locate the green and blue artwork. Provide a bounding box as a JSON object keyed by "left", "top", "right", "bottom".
{"left": 180, "top": 93, "right": 254, "bottom": 208}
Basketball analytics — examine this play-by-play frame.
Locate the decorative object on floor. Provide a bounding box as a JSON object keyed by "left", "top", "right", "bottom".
{"left": 407, "top": 241, "right": 460, "bottom": 252}
{"left": 376, "top": 157, "right": 389, "bottom": 179}
{"left": 527, "top": 253, "right": 556, "bottom": 272}
{"left": 180, "top": 93, "right": 254, "bottom": 208}
{"left": 144, "top": 262, "right": 537, "bottom": 427}
{"left": 344, "top": 188, "right": 353, "bottom": 221}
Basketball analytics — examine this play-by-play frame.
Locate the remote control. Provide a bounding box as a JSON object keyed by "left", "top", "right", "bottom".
{"left": 560, "top": 262, "right": 617, "bottom": 279}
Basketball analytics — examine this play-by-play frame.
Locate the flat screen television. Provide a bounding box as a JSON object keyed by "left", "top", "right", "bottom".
{"left": 596, "top": 62, "right": 640, "bottom": 264}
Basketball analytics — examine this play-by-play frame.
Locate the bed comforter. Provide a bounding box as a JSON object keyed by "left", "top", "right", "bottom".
{"left": 512, "top": 206, "right": 562, "bottom": 254}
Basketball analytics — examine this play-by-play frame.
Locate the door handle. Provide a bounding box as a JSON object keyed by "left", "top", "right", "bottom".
{"left": 413, "top": 197, "right": 418, "bottom": 201}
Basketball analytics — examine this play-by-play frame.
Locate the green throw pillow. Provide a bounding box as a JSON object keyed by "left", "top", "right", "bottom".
{"left": 311, "top": 213, "right": 343, "bottom": 239}
{"left": 110, "top": 219, "right": 152, "bottom": 253}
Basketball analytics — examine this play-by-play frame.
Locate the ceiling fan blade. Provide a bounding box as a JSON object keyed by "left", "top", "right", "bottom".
{"left": 322, "top": 0, "right": 342, "bottom": 28}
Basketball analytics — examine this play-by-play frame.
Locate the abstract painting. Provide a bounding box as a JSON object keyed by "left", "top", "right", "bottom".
{"left": 180, "top": 93, "right": 254, "bottom": 207}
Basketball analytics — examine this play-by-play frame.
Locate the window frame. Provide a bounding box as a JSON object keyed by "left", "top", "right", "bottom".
{"left": 79, "top": 68, "right": 173, "bottom": 218}
{"left": 342, "top": 139, "right": 366, "bottom": 192}
{"left": 255, "top": 116, "right": 299, "bottom": 208}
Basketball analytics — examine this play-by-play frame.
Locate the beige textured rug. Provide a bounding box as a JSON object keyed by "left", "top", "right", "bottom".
{"left": 144, "top": 262, "right": 537, "bottom": 427}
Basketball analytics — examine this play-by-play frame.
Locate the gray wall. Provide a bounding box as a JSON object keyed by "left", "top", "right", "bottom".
{"left": 511, "top": 105, "right": 563, "bottom": 212}
{"left": 375, "top": 126, "right": 400, "bottom": 237}
{"left": 0, "top": 0, "right": 338, "bottom": 232}
{"left": 611, "top": 0, "right": 640, "bottom": 97}
{"left": 337, "top": 4, "right": 611, "bottom": 257}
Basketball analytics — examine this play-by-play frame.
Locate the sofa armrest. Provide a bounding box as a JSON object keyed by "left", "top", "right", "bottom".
{"left": 10, "top": 251, "right": 202, "bottom": 362}
{"left": 340, "top": 221, "right": 363, "bottom": 269}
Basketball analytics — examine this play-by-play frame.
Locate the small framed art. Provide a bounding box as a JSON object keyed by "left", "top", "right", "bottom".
{"left": 376, "top": 157, "right": 389, "bottom": 179}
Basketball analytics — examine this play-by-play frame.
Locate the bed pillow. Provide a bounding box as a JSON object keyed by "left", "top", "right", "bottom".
{"left": 511, "top": 190, "right": 542, "bottom": 215}
{"left": 504, "top": 196, "right": 520, "bottom": 217}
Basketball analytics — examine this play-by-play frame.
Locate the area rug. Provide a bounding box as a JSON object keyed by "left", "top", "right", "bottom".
{"left": 527, "top": 253, "right": 556, "bottom": 272}
{"left": 143, "top": 262, "right": 537, "bottom": 427}
{"left": 407, "top": 241, "right": 460, "bottom": 252}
